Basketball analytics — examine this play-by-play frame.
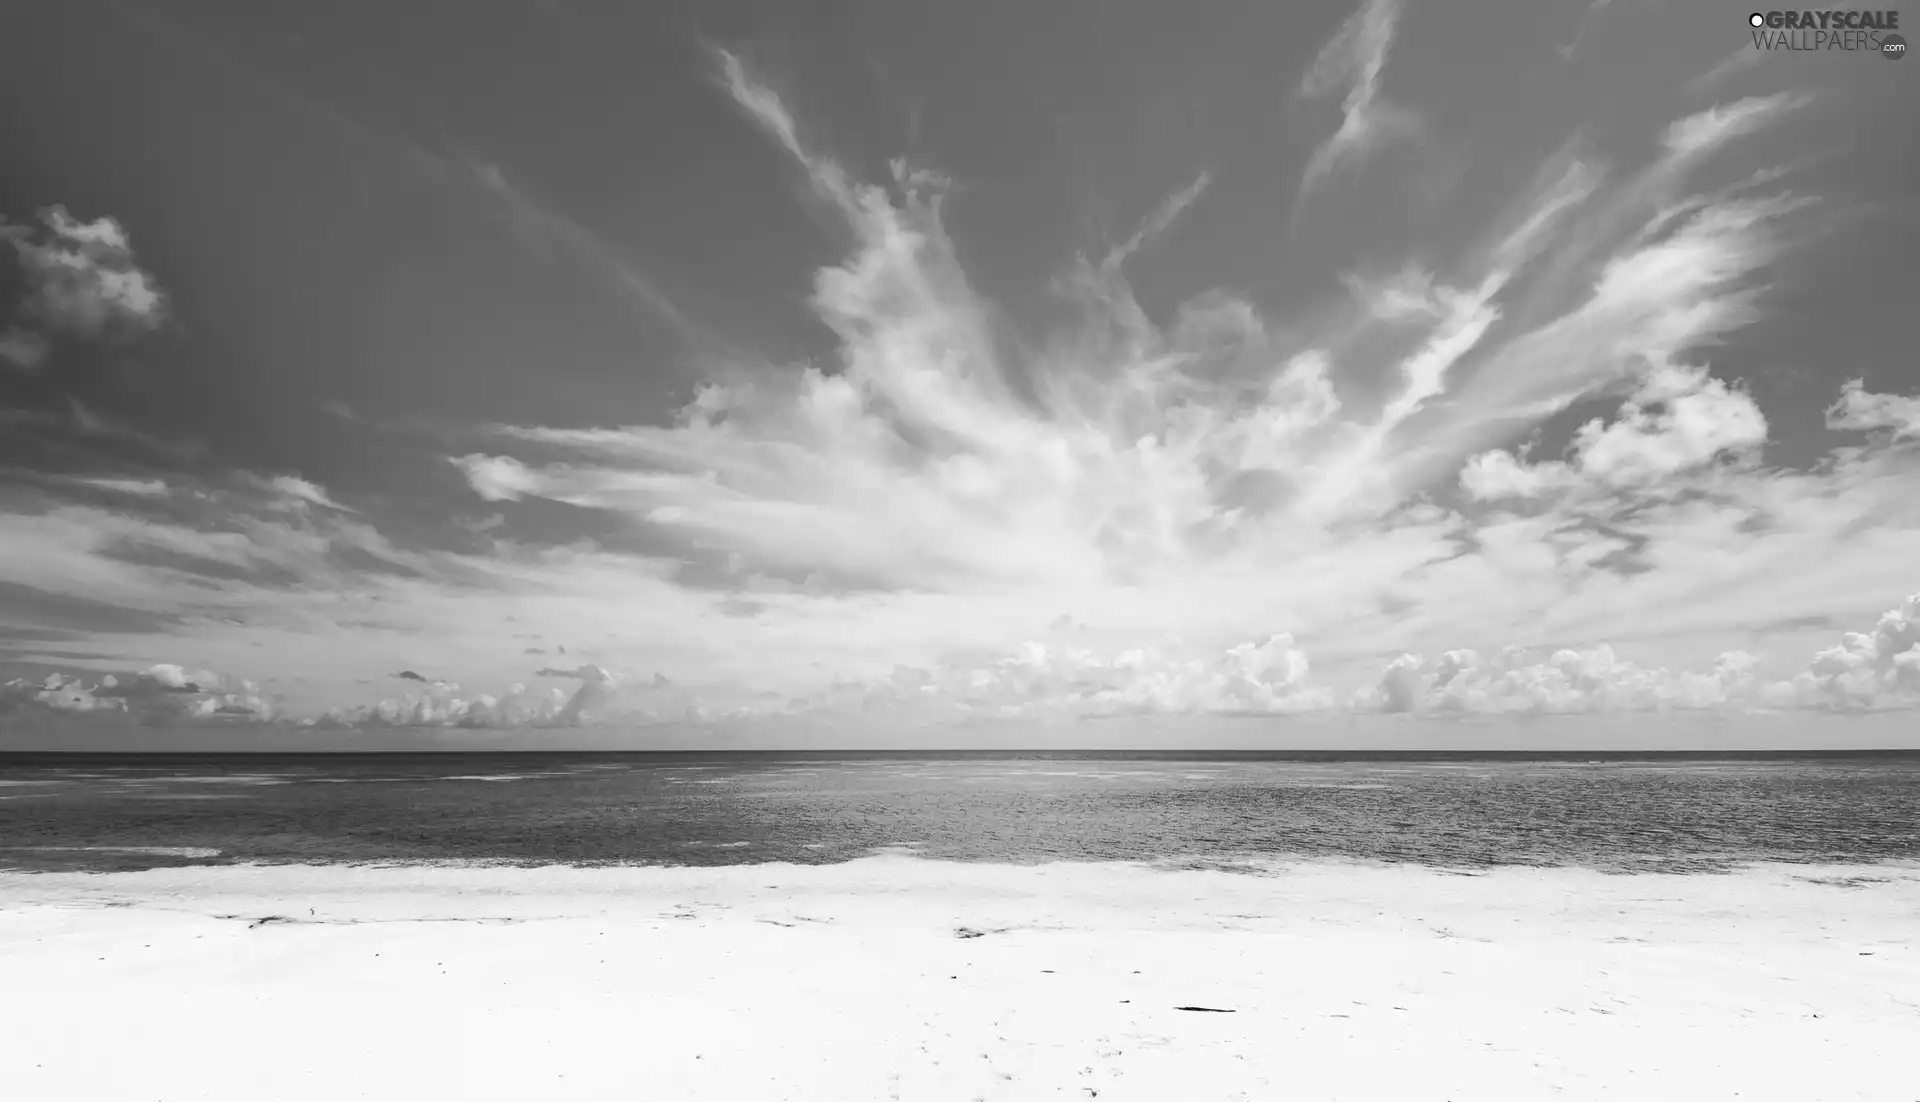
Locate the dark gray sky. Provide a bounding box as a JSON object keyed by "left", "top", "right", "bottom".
{"left": 2, "top": 0, "right": 1917, "bottom": 746}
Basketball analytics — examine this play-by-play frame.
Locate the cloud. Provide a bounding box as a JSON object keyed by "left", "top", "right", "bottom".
{"left": 1296, "top": 0, "right": 1417, "bottom": 200}
{"left": 299, "top": 663, "right": 624, "bottom": 730}
{"left": 0, "top": 327, "right": 50, "bottom": 372}
{"left": 458, "top": 157, "right": 696, "bottom": 338}
{"left": 112, "top": 7, "right": 698, "bottom": 347}
{"left": 1766, "top": 595, "right": 1920, "bottom": 711}
{"left": 13, "top": 575, "right": 1920, "bottom": 729}
{"left": 5, "top": 52, "right": 1914, "bottom": 743}
{"left": 1, "top": 664, "right": 279, "bottom": 730}
{"left": 413, "top": 61, "right": 1896, "bottom": 713}
{"left": 535, "top": 664, "right": 619, "bottom": 725}
{"left": 1359, "top": 645, "right": 1765, "bottom": 715}
{"left": 769, "top": 590, "right": 1920, "bottom": 724}
{"left": 1359, "top": 594, "right": 1920, "bottom": 715}
{"left": 534, "top": 664, "right": 615, "bottom": 682}
{"left": 392, "top": 670, "right": 459, "bottom": 691}
{"left": 3, "top": 206, "right": 169, "bottom": 339}
{"left": 716, "top": 50, "right": 840, "bottom": 203}
{"left": 1418, "top": 185, "right": 1810, "bottom": 474}
{"left": 1341, "top": 265, "right": 1444, "bottom": 322}
{"left": 131, "top": 663, "right": 211, "bottom": 691}
{"left": 451, "top": 454, "right": 543, "bottom": 503}
{"left": 259, "top": 475, "right": 352, "bottom": 512}
{"left": 1459, "top": 363, "right": 1768, "bottom": 501}
{"left": 1106, "top": 172, "right": 1214, "bottom": 270}
{"left": 1826, "top": 380, "right": 1920, "bottom": 438}
{"left": 788, "top": 634, "right": 1332, "bottom": 724}
{"left": 1685, "top": 46, "right": 1765, "bottom": 99}
{"left": 312, "top": 683, "right": 567, "bottom": 730}
{"left": 1557, "top": 0, "right": 1617, "bottom": 60}
{"left": 1662, "top": 93, "right": 1811, "bottom": 159}
{"left": 75, "top": 477, "right": 172, "bottom": 497}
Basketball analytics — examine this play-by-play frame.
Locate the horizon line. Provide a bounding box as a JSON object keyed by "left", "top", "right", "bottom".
{"left": 5, "top": 747, "right": 1919, "bottom": 760}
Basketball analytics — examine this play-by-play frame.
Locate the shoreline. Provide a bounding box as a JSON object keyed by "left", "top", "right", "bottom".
{"left": 4, "top": 857, "right": 1917, "bottom": 1100}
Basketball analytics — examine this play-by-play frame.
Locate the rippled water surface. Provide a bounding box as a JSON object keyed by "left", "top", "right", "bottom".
{"left": 2, "top": 752, "right": 1916, "bottom": 873}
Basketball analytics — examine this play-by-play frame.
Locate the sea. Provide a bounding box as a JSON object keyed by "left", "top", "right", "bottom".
{"left": 2, "top": 751, "right": 1917, "bottom": 874}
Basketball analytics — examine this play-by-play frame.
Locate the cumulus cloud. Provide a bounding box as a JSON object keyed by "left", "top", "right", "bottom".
{"left": 1359, "top": 645, "right": 1765, "bottom": 715}
{"left": 535, "top": 664, "right": 619, "bottom": 725}
{"left": 2, "top": 206, "right": 168, "bottom": 340}
{"left": 791, "top": 635, "right": 1332, "bottom": 724}
{"left": 306, "top": 663, "right": 624, "bottom": 729}
{"left": 13, "top": 586, "right": 1920, "bottom": 731}
{"left": 313, "top": 684, "right": 551, "bottom": 730}
{"left": 451, "top": 454, "right": 543, "bottom": 503}
{"left": 1, "top": 664, "right": 278, "bottom": 730}
{"left": 1460, "top": 363, "right": 1768, "bottom": 501}
{"left": 1764, "top": 595, "right": 1920, "bottom": 712}
{"left": 1360, "top": 594, "right": 1920, "bottom": 716}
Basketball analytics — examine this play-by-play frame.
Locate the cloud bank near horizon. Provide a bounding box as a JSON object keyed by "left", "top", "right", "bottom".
{"left": 7, "top": 591, "right": 1917, "bottom": 734}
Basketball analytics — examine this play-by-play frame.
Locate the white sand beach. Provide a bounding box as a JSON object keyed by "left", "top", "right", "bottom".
{"left": 3, "top": 857, "right": 1916, "bottom": 1101}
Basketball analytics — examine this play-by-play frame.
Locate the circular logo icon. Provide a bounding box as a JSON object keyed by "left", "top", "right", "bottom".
{"left": 1749, "top": 12, "right": 1767, "bottom": 27}
{"left": 1884, "top": 33, "right": 1908, "bottom": 58}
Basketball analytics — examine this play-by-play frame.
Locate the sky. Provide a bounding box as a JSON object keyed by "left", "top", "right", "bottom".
{"left": 1, "top": 0, "right": 1917, "bottom": 750}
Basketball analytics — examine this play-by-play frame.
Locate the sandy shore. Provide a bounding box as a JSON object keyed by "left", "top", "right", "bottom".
{"left": 3, "top": 857, "right": 1917, "bottom": 1101}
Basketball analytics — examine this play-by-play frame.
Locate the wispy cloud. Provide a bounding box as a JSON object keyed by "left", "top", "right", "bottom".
{"left": 1828, "top": 379, "right": 1920, "bottom": 438}
{"left": 73, "top": 477, "right": 172, "bottom": 498}
{"left": 456, "top": 155, "right": 699, "bottom": 340}
{"left": 1557, "top": 0, "right": 1617, "bottom": 60}
{"left": 249, "top": 474, "right": 354, "bottom": 513}
{"left": 1295, "top": 0, "right": 1417, "bottom": 203}
{"left": 1105, "top": 172, "right": 1214, "bottom": 271}
{"left": 1662, "top": 92, "right": 1812, "bottom": 158}
{"left": 107, "top": 5, "right": 697, "bottom": 344}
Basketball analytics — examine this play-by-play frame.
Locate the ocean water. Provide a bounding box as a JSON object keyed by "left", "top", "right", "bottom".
{"left": 1, "top": 751, "right": 1916, "bottom": 874}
